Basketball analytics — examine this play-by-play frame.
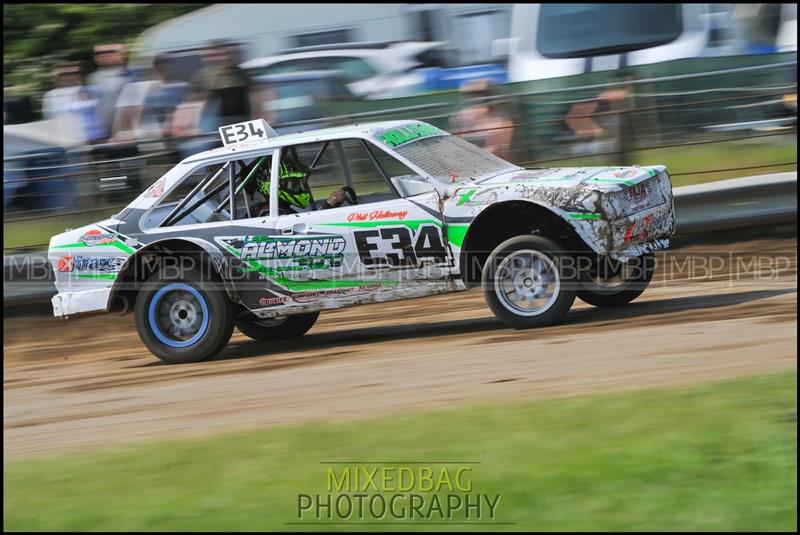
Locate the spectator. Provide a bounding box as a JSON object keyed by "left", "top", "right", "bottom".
{"left": 169, "top": 41, "right": 253, "bottom": 157}
{"left": 108, "top": 69, "right": 158, "bottom": 143}
{"left": 190, "top": 41, "right": 251, "bottom": 126}
{"left": 109, "top": 54, "right": 188, "bottom": 142}
{"left": 42, "top": 63, "right": 81, "bottom": 120}
{"left": 140, "top": 55, "right": 189, "bottom": 137}
{"left": 565, "top": 72, "right": 635, "bottom": 159}
{"left": 89, "top": 43, "right": 134, "bottom": 140}
{"left": 42, "top": 62, "right": 103, "bottom": 144}
{"left": 450, "top": 79, "right": 514, "bottom": 160}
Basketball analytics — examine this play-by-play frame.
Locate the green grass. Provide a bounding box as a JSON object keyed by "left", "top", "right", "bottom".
{"left": 3, "top": 210, "right": 124, "bottom": 250}
{"left": 540, "top": 137, "right": 797, "bottom": 187}
{"left": 4, "top": 371, "right": 797, "bottom": 531}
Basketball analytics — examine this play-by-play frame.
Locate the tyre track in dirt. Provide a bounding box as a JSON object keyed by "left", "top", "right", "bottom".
{"left": 4, "top": 237, "right": 797, "bottom": 459}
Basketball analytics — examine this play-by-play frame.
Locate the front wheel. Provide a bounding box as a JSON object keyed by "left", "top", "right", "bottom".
{"left": 482, "top": 235, "right": 577, "bottom": 329}
{"left": 577, "top": 253, "right": 655, "bottom": 307}
{"left": 134, "top": 268, "right": 234, "bottom": 364}
{"left": 236, "top": 311, "right": 319, "bottom": 341}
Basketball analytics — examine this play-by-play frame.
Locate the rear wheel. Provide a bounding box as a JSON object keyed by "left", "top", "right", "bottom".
{"left": 482, "top": 235, "right": 576, "bottom": 329}
{"left": 577, "top": 253, "right": 656, "bottom": 307}
{"left": 134, "top": 268, "right": 234, "bottom": 364}
{"left": 236, "top": 311, "right": 319, "bottom": 341}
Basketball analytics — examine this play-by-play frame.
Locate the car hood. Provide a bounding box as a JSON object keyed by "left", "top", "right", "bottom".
{"left": 477, "top": 166, "right": 663, "bottom": 191}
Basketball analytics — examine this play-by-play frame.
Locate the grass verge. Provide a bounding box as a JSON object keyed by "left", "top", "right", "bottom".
{"left": 4, "top": 371, "right": 797, "bottom": 531}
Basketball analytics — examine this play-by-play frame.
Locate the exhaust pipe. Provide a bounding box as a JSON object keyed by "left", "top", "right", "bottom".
{"left": 110, "top": 294, "right": 131, "bottom": 316}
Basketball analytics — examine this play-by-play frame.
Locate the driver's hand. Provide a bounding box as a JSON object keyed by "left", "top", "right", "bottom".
{"left": 326, "top": 188, "right": 347, "bottom": 208}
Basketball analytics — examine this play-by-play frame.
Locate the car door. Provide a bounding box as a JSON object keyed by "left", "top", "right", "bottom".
{"left": 271, "top": 139, "right": 454, "bottom": 299}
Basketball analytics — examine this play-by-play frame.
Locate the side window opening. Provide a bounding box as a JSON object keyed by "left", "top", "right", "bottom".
{"left": 144, "top": 153, "right": 277, "bottom": 228}
{"left": 275, "top": 139, "right": 406, "bottom": 213}
{"left": 233, "top": 155, "right": 272, "bottom": 219}
{"left": 142, "top": 162, "right": 227, "bottom": 229}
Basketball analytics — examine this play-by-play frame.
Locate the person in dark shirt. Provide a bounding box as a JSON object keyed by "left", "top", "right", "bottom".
{"left": 190, "top": 41, "right": 251, "bottom": 126}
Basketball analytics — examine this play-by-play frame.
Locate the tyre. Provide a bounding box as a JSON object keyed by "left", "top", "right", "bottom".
{"left": 577, "top": 253, "right": 655, "bottom": 307}
{"left": 482, "top": 235, "right": 577, "bottom": 329}
{"left": 236, "top": 311, "right": 319, "bottom": 341}
{"left": 134, "top": 267, "right": 234, "bottom": 364}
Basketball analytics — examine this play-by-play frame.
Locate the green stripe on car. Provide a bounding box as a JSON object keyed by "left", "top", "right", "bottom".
{"left": 568, "top": 213, "right": 601, "bottom": 220}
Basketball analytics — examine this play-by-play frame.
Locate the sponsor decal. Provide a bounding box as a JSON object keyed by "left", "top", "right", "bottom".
{"left": 241, "top": 236, "right": 346, "bottom": 261}
{"left": 347, "top": 210, "right": 408, "bottom": 223}
{"left": 347, "top": 210, "right": 408, "bottom": 222}
{"left": 259, "top": 296, "right": 288, "bottom": 306}
{"left": 624, "top": 179, "right": 663, "bottom": 213}
{"left": 220, "top": 235, "right": 347, "bottom": 261}
{"left": 144, "top": 177, "right": 165, "bottom": 198}
{"left": 57, "top": 255, "right": 125, "bottom": 273}
{"left": 455, "top": 189, "right": 476, "bottom": 206}
{"left": 293, "top": 256, "right": 343, "bottom": 270}
{"left": 453, "top": 188, "right": 496, "bottom": 207}
{"left": 613, "top": 169, "right": 639, "bottom": 179}
{"left": 292, "top": 284, "right": 380, "bottom": 303}
{"left": 624, "top": 214, "right": 654, "bottom": 245}
{"left": 515, "top": 169, "right": 561, "bottom": 180}
{"left": 377, "top": 123, "right": 442, "bottom": 147}
{"left": 79, "top": 229, "right": 116, "bottom": 247}
{"left": 626, "top": 182, "right": 648, "bottom": 202}
{"left": 57, "top": 256, "right": 74, "bottom": 272}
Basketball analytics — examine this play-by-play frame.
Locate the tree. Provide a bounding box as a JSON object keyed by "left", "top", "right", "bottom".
{"left": 3, "top": 4, "right": 208, "bottom": 113}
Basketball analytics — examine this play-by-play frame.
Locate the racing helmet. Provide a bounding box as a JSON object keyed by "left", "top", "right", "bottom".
{"left": 256, "top": 157, "right": 312, "bottom": 210}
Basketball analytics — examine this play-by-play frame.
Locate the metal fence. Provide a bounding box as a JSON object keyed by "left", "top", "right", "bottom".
{"left": 5, "top": 171, "right": 796, "bottom": 306}
{"left": 4, "top": 58, "right": 797, "bottom": 252}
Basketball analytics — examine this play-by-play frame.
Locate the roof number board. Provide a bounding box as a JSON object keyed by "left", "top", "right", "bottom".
{"left": 219, "top": 119, "right": 270, "bottom": 147}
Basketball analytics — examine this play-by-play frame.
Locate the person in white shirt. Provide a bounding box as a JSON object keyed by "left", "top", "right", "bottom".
{"left": 88, "top": 43, "right": 134, "bottom": 140}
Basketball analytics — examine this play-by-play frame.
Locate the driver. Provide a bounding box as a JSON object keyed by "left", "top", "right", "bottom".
{"left": 251, "top": 151, "right": 356, "bottom": 215}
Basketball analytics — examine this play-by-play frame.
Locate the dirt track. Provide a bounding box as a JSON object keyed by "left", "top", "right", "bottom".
{"left": 4, "top": 237, "right": 797, "bottom": 459}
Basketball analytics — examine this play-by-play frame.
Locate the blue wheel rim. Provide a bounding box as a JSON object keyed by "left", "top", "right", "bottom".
{"left": 148, "top": 283, "right": 210, "bottom": 348}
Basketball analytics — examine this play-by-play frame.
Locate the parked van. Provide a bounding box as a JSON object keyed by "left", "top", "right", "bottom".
{"left": 504, "top": 4, "right": 798, "bottom": 83}
{"left": 504, "top": 4, "right": 712, "bottom": 82}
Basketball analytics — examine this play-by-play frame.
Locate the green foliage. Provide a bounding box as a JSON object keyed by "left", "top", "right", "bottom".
{"left": 3, "top": 4, "right": 207, "bottom": 105}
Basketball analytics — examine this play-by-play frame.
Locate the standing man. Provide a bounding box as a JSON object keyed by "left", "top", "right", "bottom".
{"left": 170, "top": 41, "right": 253, "bottom": 158}
{"left": 89, "top": 43, "right": 134, "bottom": 141}
{"left": 42, "top": 62, "right": 102, "bottom": 144}
{"left": 451, "top": 79, "right": 514, "bottom": 160}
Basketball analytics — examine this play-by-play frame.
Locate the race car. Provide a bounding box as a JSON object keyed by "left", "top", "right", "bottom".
{"left": 49, "top": 119, "right": 675, "bottom": 363}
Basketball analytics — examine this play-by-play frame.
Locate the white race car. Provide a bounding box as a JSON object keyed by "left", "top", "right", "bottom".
{"left": 49, "top": 120, "right": 675, "bottom": 363}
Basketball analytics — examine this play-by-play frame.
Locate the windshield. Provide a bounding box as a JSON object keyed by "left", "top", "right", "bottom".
{"left": 536, "top": 4, "right": 683, "bottom": 58}
{"left": 390, "top": 134, "right": 519, "bottom": 184}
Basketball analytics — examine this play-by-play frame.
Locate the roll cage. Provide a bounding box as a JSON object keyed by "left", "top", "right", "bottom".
{"left": 153, "top": 136, "right": 407, "bottom": 227}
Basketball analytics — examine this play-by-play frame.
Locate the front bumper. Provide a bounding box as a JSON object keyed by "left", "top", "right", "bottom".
{"left": 52, "top": 288, "right": 111, "bottom": 317}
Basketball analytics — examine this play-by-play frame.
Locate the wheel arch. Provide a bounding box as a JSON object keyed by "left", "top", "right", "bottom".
{"left": 107, "top": 237, "right": 238, "bottom": 313}
{"left": 457, "top": 199, "right": 595, "bottom": 287}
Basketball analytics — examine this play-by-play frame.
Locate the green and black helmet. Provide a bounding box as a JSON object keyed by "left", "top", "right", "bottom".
{"left": 256, "top": 158, "right": 312, "bottom": 210}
